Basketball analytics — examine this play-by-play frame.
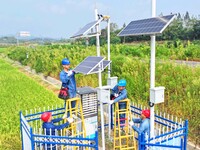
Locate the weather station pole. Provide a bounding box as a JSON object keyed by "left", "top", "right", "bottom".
{"left": 107, "top": 16, "right": 112, "bottom": 138}
{"left": 107, "top": 18, "right": 111, "bottom": 78}
{"left": 95, "top": 8, "right": 101, "bottom": 56}
{"left": 150, "top": 0, "right": 156, "bottom": 138}
{"left": 95, "top": 8, "right": 105, "bottom": 150}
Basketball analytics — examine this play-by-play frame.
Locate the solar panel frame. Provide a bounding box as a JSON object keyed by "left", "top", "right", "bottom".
{"left": 118, "top": 14, "right": 176, "bottom": 37}
{"left": 160, "top": 15, "right": 177, "bottom": 33}
{"left": 73, "top": 56, "right": 105, "bottom": 75}
{"left": 89, "top": 60, "right": 111, "bottom": 74}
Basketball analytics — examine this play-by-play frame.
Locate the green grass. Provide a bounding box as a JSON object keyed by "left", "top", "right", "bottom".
{"left": 0, "top": 48, "right": 6, "bottom": 53}
{"left": 0, "top": 59, "right": 62, "bottom": 150}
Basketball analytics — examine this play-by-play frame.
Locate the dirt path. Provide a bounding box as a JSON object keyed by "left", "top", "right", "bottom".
{"left": 175, "top": 60, "right": 200, "bottom": 67}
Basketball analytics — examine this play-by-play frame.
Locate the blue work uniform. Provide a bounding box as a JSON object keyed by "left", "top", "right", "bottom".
{"left": 111, "top": 85, "right": 127, "bottom": 103}
{"left": 131, "top": 118, "right": 150, "bottom": 138}
{"left": 60, "top": 70, "right": 76, "bottom": 98}
{"left": 111, "top": 85, "right": 127, "bottom": 126}
{"left": 60, "top": 70, "right": 76, "bottom": 111}
{"left": 42, "top": 118, "right": 69, "bottom": 150}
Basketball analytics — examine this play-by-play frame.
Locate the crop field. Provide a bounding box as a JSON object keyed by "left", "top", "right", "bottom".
{"left": 0, "top": 41, "right": 200, "bottom": 148}
{"left": 0, "top": 48, "right": 6, "bottom": 53}
{"left": 0, "top": 59, "right": 62, "bottom": 150}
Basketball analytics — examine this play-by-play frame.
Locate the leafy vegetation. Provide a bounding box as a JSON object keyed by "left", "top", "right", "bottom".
{"left": 5, "top": 42, "right": 200, "bottom": 77}
{"left": 0, "top": 59, "right": 62, "bottom": 150}
{"left": 1, "top": 40, "right": 200, "bottom": 147}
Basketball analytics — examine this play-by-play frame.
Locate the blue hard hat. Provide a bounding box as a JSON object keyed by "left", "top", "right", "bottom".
{"left": 62, "top": 58, "right": 70, "bottom": 65}
{"left": 118, "top": 79, "right": 126, "bottom": 86}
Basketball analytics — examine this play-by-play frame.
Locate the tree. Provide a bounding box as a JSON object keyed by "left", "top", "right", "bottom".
{"left": 110, "top": 23, "right": 118, "bottom": 32}
{"left": 184, "top": 11, "right": 190, "bottom": 21}
{"left": 122, "top": 23, "right": 126, "bottom": 43}
{"left": 192, "top": 20, "right": 200, "bottom": 40}
{"left": 162, "top": 19, "right": 184, "bottom": 40}
{"left": 177, "top": 13, "right": 182, "bottom": 21}
{"left": 159, "top": 12, "right": 163, "bottom": 17}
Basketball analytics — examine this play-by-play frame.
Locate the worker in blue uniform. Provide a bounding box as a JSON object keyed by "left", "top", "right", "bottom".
{"left": 41, "top": 112, "right": 73, "bottom": 150}
{"left": 60, "top": 58, "right": 77, "bottom": 116}
{"left": 109, "top": 79, "right": 127, "bottom": 126}
{"left": 129, "top": 109, "right": 150, "bottom": 137}
{"left": 60, "top": 58, "right": 77, "bottom": 99}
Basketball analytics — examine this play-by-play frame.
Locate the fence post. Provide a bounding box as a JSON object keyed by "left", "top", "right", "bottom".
{"left": 183, "top": 120, "right": 188, "bottom": 150}
{"left": 111, "top": 105, "right": 113, "bottom": 129}
{"left": 19, "top": 112, "right": 24, "bottom": 150}
{"left": 141, "top": 133, "right": 146, "bottom": 150}
{"left": 30, "top": 128, "right": 34, "bottom": 150}
{"left": 181, "top": 138, "right": 184, "bottom": 150}
{"left": 138, "top": 133, "right": 141, "bottom": 150}
{"left": 95, "top": 131, "right": 99, "bottom": 150}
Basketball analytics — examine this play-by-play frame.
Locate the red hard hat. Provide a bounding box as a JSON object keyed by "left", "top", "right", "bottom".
{"left": 142, "top": 109, "right": 150, "bottom": 118}
{"left": 41, "top": 112, "right": 51, "bottom": 122}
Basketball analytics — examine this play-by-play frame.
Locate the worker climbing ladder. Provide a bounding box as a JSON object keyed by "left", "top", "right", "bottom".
{"left": 62, "top": 97, "right": 87, "bottom": 150}
{"left": 113, "top": 98, "right": 137, "bottom": 150}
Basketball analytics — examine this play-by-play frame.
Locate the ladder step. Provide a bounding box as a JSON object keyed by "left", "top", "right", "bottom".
{"left": 121, "top": 147, "right": 137, "bottom": 150}
{"left": 117, "top": 109, "right": 128, "bottom": 112}
{"left": 120, "top": 135, "right": 134, "bottom": 138}
{"left": 114, "top": 134, "right": 134, "bottom": 139}
{"left": 116, "top": 118, "right": 128, "bottom": 121}
{"left": 118, "top": 124, "right": 128, "bottom": 127}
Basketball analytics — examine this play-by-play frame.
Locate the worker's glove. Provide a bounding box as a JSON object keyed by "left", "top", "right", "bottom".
{"left": 109, "top": 100, "right": 114, "bottom": 105}
{"left": 114, "top": 93, "right": 119, "bottom": 97}
{"left": 68, "top": 70, "right": 73, "bottom": 76}
{"left": 67, "top": 117, "right": 74, "bottom": 123}
{"left": 72, "top": 70, "right": 78, "bottom": 74}
{"left": 62, "top": 113, "right": 67, "bottom": 119}
{"left": 129, "top": 121, "right": 134, "bottom": 126}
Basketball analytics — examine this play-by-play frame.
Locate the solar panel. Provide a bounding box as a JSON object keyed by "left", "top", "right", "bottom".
{"left": 74, "top": 56, "right": 105, "bottom": 75}
{"left": 71, "top": 18, "right": 103, "bottom": 38}
{"left": 89, "top": 60, "right": 111, "bottom": 74}
{"left": 118, "top": 14, "right": 176, "bottom": 36}
{"left": 71, "top": 21, "right": 97, "bottom": 38}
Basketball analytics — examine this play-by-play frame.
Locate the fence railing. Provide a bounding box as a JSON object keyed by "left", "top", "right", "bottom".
{"left": 131, "top": 104, "right": 188, "bottom": 150}
{"left": 20, "top": 105, "right": 98, "bottom": 150}
{"left": 21, "top": 103, "right": 188, "bottom": 150}
{"left": 97, "top": 103, "right": 188, "bottom": 150}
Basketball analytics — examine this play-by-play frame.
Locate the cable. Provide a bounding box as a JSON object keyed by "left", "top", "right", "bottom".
{"left": 149, "top": 102, "right": 154, "bottom": 107}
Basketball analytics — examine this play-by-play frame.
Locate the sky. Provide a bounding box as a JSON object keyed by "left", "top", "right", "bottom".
{"left": 0, "top": 0, "right": 200, "bottom": 39}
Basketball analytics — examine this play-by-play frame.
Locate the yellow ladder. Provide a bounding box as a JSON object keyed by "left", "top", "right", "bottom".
{"left": 62, "top": 97, "right": 87, "bottom": 150}
{"left": 113, "top": 98, "right": 137, "bottom": 150}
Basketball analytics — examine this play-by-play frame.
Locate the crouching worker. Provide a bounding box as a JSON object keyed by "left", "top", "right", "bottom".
{"left": 109, "top": 79, "right": 127, "bottom": 126}
{"left": 41, "top": 112, "right": 73, "bottom": 150}
{"left": 129, "top": 109, "right": 150, "bottom": 138}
